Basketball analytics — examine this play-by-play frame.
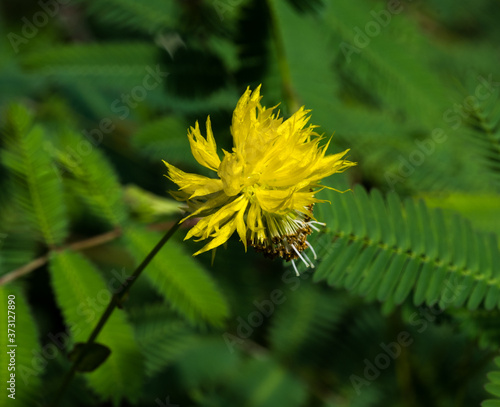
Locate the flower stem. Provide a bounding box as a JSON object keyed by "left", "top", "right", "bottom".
{"left": 50, "top": 219, "right": 182, "bottom": 407}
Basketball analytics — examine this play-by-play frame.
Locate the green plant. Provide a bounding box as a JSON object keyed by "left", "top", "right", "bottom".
{"left": 1, "top": 0, "right": 499, "bottom": 406}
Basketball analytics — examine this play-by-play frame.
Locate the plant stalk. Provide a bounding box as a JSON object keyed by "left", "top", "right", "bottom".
{"left": 50, "top": 219, "right": 182, "bottom": 406}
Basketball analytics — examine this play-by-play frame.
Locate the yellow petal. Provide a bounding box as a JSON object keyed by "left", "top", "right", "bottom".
{"left": 306, "top": 149, "right": 355, "bottom": 182}
{"left": 180, "top": 191, "right": 231, "bottom": 222}
{"left": 231, "top": 85, "right": 262, "bottom": 150}
{"left": 193, "top": 220, "right": 237, "bottom": 256}
{"left": 184, "top": 195, "right": 247, "bottom": 241}
{"left": 163, "top": 161, "right": 223, "bottom": 199}
{"left": 207, "top": 195, "right": 247, "bottom": 230}
{"left": 187, "top": 117, "right": 221, "bottom": 171}
{"left": 218, "top": 150, "right": 244, "bottom": 196}
{"left": 255, "top": 189, "right": 294, "bottom": 213}
{"left": 289, "top": 191, "right": 324, "bottom": 212}
{"left": 235, "top": 206, "right": 248, "bottom": 251}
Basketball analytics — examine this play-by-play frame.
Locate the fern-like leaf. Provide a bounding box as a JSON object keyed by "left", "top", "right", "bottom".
{"left": 326, "top": 0, "right": 450, "bottom": 124}
{"left": 131, "top": 116, "right": 196, "bottom": 165}
{"left": 159, "top": 86, "right": 240, "bottom": 114}
{"left": 423, "top": 192, "right": 500, "bottom": 235}
{"left": 82, "top": 0, "right": 178, "bottom": 34}
{"left": 173, "top": 337, "right": 241, "bottom": 390}
{"left": 268, "top": 284, "right": 344, "bottom": 364}
{"left": 267, "top": 0, "right": 340, "bottom": 116}
{"left": 21, "top": 43, "right": 159, "bottom": 82}
{"left": 0, "top": 286, "right": 43, "bottom": 406}
{"left": 0, "top": 232, "right": 37, "bottom": 275}
{"left": 462, "top": 85, "right": 500, "bottom": 191}
{"left": 310, "top": 186, "right": 500, "bottom": 311}
{"left": 123, "top": 225, "right": 230, "bottom": 327}
{"left": 129, "top": 304, "right": 197, "bottom": 377}
{"left": 484, "top": 357, "right": 500, "bottom": 407}
{"left": 1, "top": 104, "right": 68, "bottom": 246}
{"left": 49, "top": 251, "right": 144, "bottom": 404}
{"left": 53, "top": 130, "right": 127, "bottom": 227}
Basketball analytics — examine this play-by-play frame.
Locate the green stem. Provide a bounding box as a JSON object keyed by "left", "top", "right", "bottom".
{"left": 50, "top": 219, "right": 182, "bottom": 407}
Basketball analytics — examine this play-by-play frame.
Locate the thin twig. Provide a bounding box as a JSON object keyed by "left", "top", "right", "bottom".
{"left": 0, "top": 229, "right": 122, "bottom": 286}
{"left": 63, "top": 228, "right": 123, "bottom": 252}
{"left": 0, "top": 220, "right": 185, "bottom": 286}
{"left": 0, "top": 255, "right": 50, "bottom": 286}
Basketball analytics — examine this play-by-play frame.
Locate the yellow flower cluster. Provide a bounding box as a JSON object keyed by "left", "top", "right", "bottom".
{"left": 164, "top": 86, "right": 355, "bottom": 274}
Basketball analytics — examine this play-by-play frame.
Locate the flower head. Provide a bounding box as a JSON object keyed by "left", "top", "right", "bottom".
{"left": 164, "top": 85, "right": 355, "bottom": 274}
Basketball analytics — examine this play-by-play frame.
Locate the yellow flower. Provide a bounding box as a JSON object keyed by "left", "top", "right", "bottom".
{"left": 163, "top": 85, "right": 355, "bottom": 275}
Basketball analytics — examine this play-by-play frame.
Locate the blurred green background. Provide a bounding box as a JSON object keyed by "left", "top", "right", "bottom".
{"left": 1, "top": 0, "right": 500, "bottom": 406}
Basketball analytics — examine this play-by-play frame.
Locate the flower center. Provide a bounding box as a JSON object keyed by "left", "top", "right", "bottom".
{"left": 249, "top": 205, "right": 321, "bottom": 276}
{"left": 243, "top": 173, "right": 260, "bottom": 187}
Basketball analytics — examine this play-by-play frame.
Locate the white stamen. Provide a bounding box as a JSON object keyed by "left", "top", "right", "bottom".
{"left": 306, "top": 241, "right": 317, "bottom": 260}
{"left": 291, "top": 259, "right": 300, "bottom": 276}
{"left": 291, "top": 244, "right": 310, "bottom": 268}
{"left": 301, "top": 250, "right": 315, "bottom": 268}
{"left": 309, "top": 223, "right": 321, "bottom": 232}
{"left": 292, "top": 219, "right": 305, "bottom": 228}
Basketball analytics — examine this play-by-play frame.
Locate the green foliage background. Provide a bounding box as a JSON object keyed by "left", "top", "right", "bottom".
{"left": 0, "top": 0, "right": 499, "bottom": 406}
